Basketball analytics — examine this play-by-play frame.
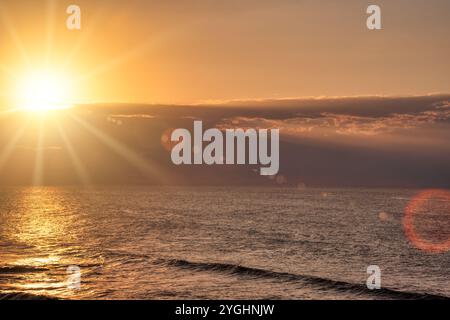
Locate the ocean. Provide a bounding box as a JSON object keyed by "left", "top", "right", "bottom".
{"left": 0, "top": 186, "right": 448, "bottom": 300}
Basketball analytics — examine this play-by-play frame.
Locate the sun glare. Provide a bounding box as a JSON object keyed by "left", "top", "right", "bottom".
{"left": 15, "top": 70, "right": 73, "bottom": 112}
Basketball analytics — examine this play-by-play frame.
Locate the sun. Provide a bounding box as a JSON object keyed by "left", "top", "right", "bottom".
{"left": 15, "top": 69, "right": 73, "bottom": 112}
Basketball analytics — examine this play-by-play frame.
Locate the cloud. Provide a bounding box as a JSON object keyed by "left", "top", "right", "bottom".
{"left": 108, "top": 114, "right": 156, "bottom": 119}
{"left": 217, "top": 97, "right": 450, "bottom": 136}
{"left": 2, "top": 94, "right": 448, "bottom": 187}
{"left": 434, "top": 100, "right": 450, "bottom": 109}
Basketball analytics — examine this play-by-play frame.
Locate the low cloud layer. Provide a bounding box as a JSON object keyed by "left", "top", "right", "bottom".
{"left": 220, "top": 106, "right": 450, "bottom": 136}
{"left": 0, "top": 94, "right": 449, "bottom": 187}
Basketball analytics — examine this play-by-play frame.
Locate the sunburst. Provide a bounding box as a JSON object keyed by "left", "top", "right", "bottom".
{"left": 15, "top": 69, "right": 73, "bottom": 112}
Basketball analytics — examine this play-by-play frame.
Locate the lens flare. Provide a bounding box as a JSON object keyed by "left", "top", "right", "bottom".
{"left": 403, "top": 189, "right": 450, "bottom": 253}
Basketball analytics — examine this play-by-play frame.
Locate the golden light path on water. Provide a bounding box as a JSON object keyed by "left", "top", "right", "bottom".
{"left": 0, "top": 108, "right": 171, "bottom": 298}
{"left": 3, "top": 188, "right": 89, "bottom": 298}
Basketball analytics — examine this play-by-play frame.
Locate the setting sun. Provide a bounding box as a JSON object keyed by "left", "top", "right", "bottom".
{"left": 15, "top": 69, "right": 73, "bottom": 112}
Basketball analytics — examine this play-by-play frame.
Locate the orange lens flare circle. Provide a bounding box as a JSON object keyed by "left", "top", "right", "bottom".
{"left": 161, "top": 128, "right": 177, "bottom": 152}
{"left": 403, "top": 189, "right": 450, "bottom": 253}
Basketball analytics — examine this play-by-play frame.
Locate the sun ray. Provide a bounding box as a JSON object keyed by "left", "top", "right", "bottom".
{"left": 63, "top": 5, "right": 150, "bottom": 75}
{"left": 0, "top": 4, "right": 30, "bottom": 66}
{"left": 0, "top": 107, "right": 23, "bottom": 115}
{"left": 0, "top": 118, "right": 29, "bottom": 170}
{"left": 0, "top": 64, "right": 19, "bottom": 80}
{"left": 61, "top": 23, "right": 95, "bottom": 72}
{"left": 76, "top": 28, "right": 177, "bottom": 83}
{"left": 61, "top": 9, "right": 110, "bottom": 72}
{"left": 70, "top": 114, "right": 171, "bottom": 183}
{"left": 44, "top": 0, "right": 57, "bottom": 65}
{"left": 32, "top": 118, "right": 45, "bottom": 186}
{"left": 55, "top": 121, "right": 91, "bottom": 185}
{"left": 0, "top": 64, "right": 19, "bottom": 112}
{"left": 72, "top": 15, "right": 210, "bottom": 85}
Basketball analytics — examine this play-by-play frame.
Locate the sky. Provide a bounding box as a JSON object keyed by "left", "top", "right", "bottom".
{"left": 0, "top": 1, "right": 449, "bottom": 187}
{"left": 0, "top": 0, "right": 449, "bottom": 105}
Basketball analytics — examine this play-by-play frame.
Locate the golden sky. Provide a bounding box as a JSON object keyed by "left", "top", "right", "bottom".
{"left": 0, "top": 0, "right": 449, "bottom": 107}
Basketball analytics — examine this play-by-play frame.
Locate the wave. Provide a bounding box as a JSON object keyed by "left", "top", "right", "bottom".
{"left": 0, "top": 292, "right": 58, "bottom": 300}
{"left": 0, "top": 266, "right": 49, "bottom": 274}
{"left": 164, "top": 259, "right": 449, "bottom": 300}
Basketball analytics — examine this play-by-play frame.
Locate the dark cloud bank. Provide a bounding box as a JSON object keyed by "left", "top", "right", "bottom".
{"left": 1, "top": 94, "right": 449, "bottom": 187}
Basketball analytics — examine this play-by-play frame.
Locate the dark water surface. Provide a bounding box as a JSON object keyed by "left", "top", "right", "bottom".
{"left": 0, "top": 187, "right": 449, "bottom": 299}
